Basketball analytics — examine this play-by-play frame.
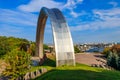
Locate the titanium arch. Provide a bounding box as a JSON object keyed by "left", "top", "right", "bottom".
{"left": 36, "top": 7, "right": 75, "bottom": 66}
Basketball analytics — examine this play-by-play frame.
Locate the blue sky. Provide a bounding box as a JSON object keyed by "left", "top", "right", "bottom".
{"left": 0, "top": 0, "right": 120, "bottom": 44}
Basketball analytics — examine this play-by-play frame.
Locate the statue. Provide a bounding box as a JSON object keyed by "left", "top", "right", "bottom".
{"left": 36, "top": 7, "right": 75, "bottom": 66}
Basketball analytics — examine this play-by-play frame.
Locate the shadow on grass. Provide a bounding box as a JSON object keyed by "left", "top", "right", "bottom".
{"left": 42, "top": 58, "right": 56, "bottom": 67}
{"left": 35, "top": 69, "right": 120, "bottom": 80}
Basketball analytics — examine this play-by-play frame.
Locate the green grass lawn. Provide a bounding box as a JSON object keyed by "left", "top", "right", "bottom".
{"left": 34, "top": 63, "right": 120, "bottom": 80}
{"left": 33, "top": 54, "right": 120, "bottom": 80}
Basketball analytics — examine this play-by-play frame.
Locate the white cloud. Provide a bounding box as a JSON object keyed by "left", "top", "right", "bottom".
{"left": 66, "top": 0, "right": 83, "bottom": 8}
{"left": 63, "top": 0, "right": 83, "bottom": 17}
{"left": 70, "top": 10, "right": 86, "bottom": 18}
{"left": 18, "top": 0, "right": 63, "bottom": 12}
{"left": 63, "top": 0, "right": 83, "bottom": 9}
{"left": 18, "top": 0, "right": 83, "bottom": 18}
{"left": 0, "top": 9, "right": 37, "bottom": 27}
{"left": 70, "top": 8, "right": 120, "bottom": 31}
{"left": 70, "top": 10, "right": 79, "bottom": 18}
{"left": 0, "top": 9, "right": 38, "bottom": 41}
{"left": 93, "top": 8, "right": 120, "bottom": 17}
{"left": 109, "top": 1, "right": 118, "bottom": 7}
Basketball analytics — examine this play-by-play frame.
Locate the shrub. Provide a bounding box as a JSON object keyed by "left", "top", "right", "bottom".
{"left": 2, "top": 49, "right": 31, "bottom": 80}
{"left": 107, "top": 51, "right": 120, "bottom": 70}
{"left": 117, "top": 57, "right": 120, "bottom": 70}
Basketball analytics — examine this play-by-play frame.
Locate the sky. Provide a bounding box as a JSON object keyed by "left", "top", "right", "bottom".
{"left": 0, "top": 0, "right": 120, "bottom": 44}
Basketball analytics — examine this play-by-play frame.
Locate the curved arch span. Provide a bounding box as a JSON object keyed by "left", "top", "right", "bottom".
{"left": 36, "top": 7, "right": 75, "bottom": 66}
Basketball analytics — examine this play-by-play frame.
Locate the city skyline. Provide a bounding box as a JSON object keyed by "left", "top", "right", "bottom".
{"left": 0, "top": 0, "right": 120, "bottom": 43}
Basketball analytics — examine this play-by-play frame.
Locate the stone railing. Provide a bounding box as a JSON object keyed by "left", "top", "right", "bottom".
{"left": 91, "top": 59, "right": 114, "bottom": 70}
{"left": 0, "top": 68, "right": 48, "bottom": 80}
{"left": 16, "top": 68, "right": 47, "bottom": 80}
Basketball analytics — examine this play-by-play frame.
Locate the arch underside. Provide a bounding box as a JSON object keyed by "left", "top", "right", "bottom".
{"left": 36, "top": 7, "right": 75, "bottom": 66}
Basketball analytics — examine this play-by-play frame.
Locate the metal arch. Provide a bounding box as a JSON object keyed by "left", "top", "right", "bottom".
{"left": 36, "top": 7, "right": 75, "bottom": 66}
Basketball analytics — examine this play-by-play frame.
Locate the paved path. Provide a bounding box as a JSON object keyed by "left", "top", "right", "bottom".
{"left": 75, "top": 53, "right": 106, "bottom": 66}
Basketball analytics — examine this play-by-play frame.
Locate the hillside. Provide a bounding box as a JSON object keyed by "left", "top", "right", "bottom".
{"left": 35, "top": 63, "right": 120, "bottom": 80}
{"left": 35, "top": 53, "right": 120, "bottom": 80}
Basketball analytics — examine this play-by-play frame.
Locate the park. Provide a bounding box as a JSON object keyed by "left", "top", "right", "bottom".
{"left": 0, "top": 0, "right": 120, "bottom": 80}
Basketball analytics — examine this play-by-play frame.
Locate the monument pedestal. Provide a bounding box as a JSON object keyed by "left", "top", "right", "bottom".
{"left": 57, "top": 59, "right": 75, "bottom": 67}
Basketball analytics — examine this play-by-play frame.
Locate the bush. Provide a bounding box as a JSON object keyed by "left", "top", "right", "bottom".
{"left": 104, "top": 45, "right": 120, "bottom": 70}
{"left": 107, "top": 51, "right": 120, "bottom": 70}
{"left": 2, "top": 49, "right": 31, "bottom": 80}
{"left": 117, "top": 58, "right": 120, "bottom": 70}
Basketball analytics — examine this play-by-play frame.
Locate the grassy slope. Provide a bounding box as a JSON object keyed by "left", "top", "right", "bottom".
{"left": 34, "top": 54, "right": 120, "bottom": 80}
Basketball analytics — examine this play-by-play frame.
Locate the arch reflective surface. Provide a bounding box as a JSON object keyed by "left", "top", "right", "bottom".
{"left": 36, "top": 7, "right": 75, "bottom": 66}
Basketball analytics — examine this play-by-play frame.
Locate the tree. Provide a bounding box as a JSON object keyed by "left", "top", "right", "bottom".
{"left": 43, "top": 44, "right": 49, "bottom": 50}
{"left": 107, "top": 52, "right": 112, "bottom": 66}
{"left": 117, "top": 57, "right": 120, "bottom": 70}
{"left": 0, "top": 36, "right": 10, "bottom": 57}
{"left": 107, "top": 51, "right": 119, "bottom": 69}
{"left": 74, "top": 46, "right": 81, "bottom": 53}
{"left": 3, "top": 49, "right": 31, "bottom": 80}
{"left": 0, "top": 36, "right": 30, "bottom": 57}
{"left": 27, "top": 42, "right": 36, "bottom": 56}
{"left": 19, "top": 42, "right": 29, "bottom": 52}
{"left": 111, "top": 44, "right": 120, "bottom": 56}
{"left": 102, "top": 47, "right": 111, "bottom": 57}
{"left": 103, "top": 44, "right": 120, "bottom": 70}
{"left": 43, "top": 44, "right": 50, "bottom": 53}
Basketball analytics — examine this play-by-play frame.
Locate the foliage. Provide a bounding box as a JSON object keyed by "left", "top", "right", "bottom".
{"left": 107, "top": 52, "right": 118, "bottom": 69}
{"left": 74, "top": 46, "right": 81, "bottom": 53}
{"left": 2, "top": 49, "right": 31, "bottom": 80}
{"left": 103, "top": 45, "right": 120, "bottom": 70}
{"left": 0, "top": 36, "right": 40, "bottom": 58}
{"left": 42, "top": 53, "right": 56, "bottom": 67}
{"left": 0, "top": 36, "right": 54, "bottom": 58}
{"left": 27, "top": 42, "right": 36, "bottom": 56}
{"left": 43, "top": 44, "right": 49, "bottom": 50}
{"left": 0, "top": 36, "right": 30, "bottom": 57}
{"left": 107, "top": 51, "right": 120, "bottom": 70}
{"left": 111, "top": 44, "right": 120, "bottom": 56}
{"left": 102, "top": 47, "right": 111, "bottom": 57}
{"left": 19, "top": 42, "right": 29, "bottom": 52}
{"left": 43, "top": 44, "right": 51, "bottom": 53}
{"left": 0, "top": 36, "right": 10, "bottom": 57}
